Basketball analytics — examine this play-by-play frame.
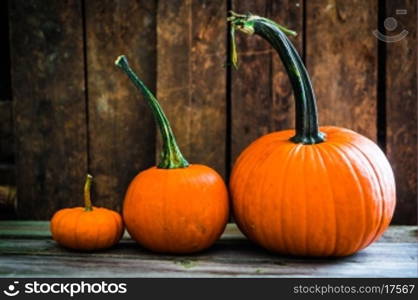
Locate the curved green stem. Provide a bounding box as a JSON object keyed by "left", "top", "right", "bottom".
{"left": 84, "top": 174, "right": 93, "bottom": 211}
{"left": 115, "top": 55, "right": 189, "bottom": 169}
{"left": 228, "top": 12, "right": 325, "bottom": 145}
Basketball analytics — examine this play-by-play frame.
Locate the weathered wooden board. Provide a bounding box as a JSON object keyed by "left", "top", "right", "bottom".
{"left": 0, "top": 0, "right": 11, "bottom": 102}
{"left": 9, "top": 0, "right": 87, "bottom": 219}
{"left": 0, "top": 222, "right": 416, "bottom": 277}
{"left": 0, "top": 186, "right": 16, "bottom": 219}
{"left": 85, "top": 0, "right": 157, "bottom": 211}
{"left": 157, "top": 0, "right": 227, "bottom": 177}
{"left": 0, "top": 221, "right": 416, "bottom": 243}
{"left": 0, "top": 2, "right": 14, "bottom": 192}
{"left": 0, "top": 102, "right": 14, "bottom": 163}
{"left": 385, "top": 0, "right": 417, "bottom": 225}
{"left": 0, "top": 222, "right": 243, "bottom": 240}
{"left": 0, "top": 164, "right": 15, "bottom": 186}
{"left": 271, "top": 1, "right": 303, "bottom": 132}
{"left": 0, "top": 243, "right": 416, "bottom": 277}
{"left": 305, "top": 0, "right": 378, "bottom": 141}
{"left": 230, "top": 0, "right": 303, "bottom": 165}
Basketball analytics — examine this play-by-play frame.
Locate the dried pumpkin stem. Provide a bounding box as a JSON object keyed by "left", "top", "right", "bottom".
{"left": 84, "top": 174, "right": 93, "bottom": 211}
{"left": 228, "top": 11, "right": 325, "bottom": 145}
{"left": 115, "top": 55, "right": 189, "bottom": 169}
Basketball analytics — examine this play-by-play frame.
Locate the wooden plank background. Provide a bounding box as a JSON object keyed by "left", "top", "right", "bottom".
{"left": 157, "top": 0, "right": 227, "bottom": 177}
{"left": 0, "top": 0, "right": 416, "bottom": 224}
{"left": 9, "top": 0, "right": 88, "bottom": 219}
{"left": 85, "top": 0, "right": 157, "bottom": 211}
{"left": 306, "top": 0, "right": 378, "bottom": 140}
{"left": 385, "top": 0, "right": 417, "bottom": 224}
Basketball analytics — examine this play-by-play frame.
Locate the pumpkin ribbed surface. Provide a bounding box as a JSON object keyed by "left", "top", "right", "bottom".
{"left": 123, "top": 164, "right": 229, "bottom": 253}
{"left": 230, "top": 126, "right": 396, "bottom": 256}
{"left": 50, "top": 207, "right": 124, "bottom": 251}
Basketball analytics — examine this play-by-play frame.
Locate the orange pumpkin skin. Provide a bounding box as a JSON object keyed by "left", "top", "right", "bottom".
{"left": 231, "top": 126, "right": 396, "bottom": 257}
{"left": 123, "top": 164, "right": 229, "bottom": 254}
{"left": 50, "top": 207, "right": 124, "bottom": 251}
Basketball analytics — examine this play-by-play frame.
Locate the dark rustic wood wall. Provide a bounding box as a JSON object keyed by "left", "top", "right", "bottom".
{"left": 0, "top": 0, "right": 416, "bottom": 224}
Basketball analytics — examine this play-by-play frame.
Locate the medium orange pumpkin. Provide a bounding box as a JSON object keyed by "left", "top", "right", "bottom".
{"left": 228, "top": 12, "right": 396, "bottom": 256}
{"left": 50, "top": 174, "right": 124, "bottom": 251}
{"left": 115, "top": 55, "right": 229, "bottom": 254}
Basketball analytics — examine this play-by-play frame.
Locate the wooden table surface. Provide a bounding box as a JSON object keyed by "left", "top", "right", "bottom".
{"left": 0, "top": 221, "right": 417, "bottom": 278}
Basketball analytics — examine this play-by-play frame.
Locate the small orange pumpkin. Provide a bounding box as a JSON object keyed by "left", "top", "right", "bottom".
{"left": 50, "top": 174, "right": 124, "bottom": 251}
{"left": 115, "top": 55, "right": 229, "bottom": 254}
{"left": 228, "top": 13, "right": 396, "bottom": 256}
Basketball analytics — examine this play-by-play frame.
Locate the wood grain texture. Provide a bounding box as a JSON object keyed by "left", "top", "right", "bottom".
{"left": 157, "top": 0, "right": 227, "bottom": 177}
{"left": 305, "top": 0, "right": 378, "bottom": 141}
{"left": 230, "top": 0, "right": 303, "bottom": 165}
{"left": 9, "top": 0, "right": 87, "bottom": 219}
{"left": 271, "top": 1, "right": 303, "bottom": 132}
{"left": 85, "top": 0, "right": 157, "bottom": 211}
{"left": 0, "top": 222, "right": 416, "bottom": 277}
{"left": 385, "top": 0, "right": 417, "bottom": 224}
{"left": 0, "top": 164, "right": 15, "bottom": 186}
{"left": 0, "top": 186, "right": 16, "bottom": 219}
{"left": 0, "top": 102, "right": 14, "bottom": 163}
{"left": 0, "top": 243, "right": 416, "bottom": 277}
{"left": 1, "top": 221, "right": 416, "bottom": 243}
{"left": 0, "top": 0, "right": 11, "bottom": 102}
{"left": 0, "top": 1, "right": 14, "bottom": 195}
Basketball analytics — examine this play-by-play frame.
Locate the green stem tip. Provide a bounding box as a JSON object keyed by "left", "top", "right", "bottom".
{"left": 228, "top": 11, "right": 298, "bottom": 37}
{"left": 84, "top": 174, "right": 93, "bottom": 211}
{"left": 228, "top": 11, "right": 297, "bottom": 70}
{"left": 115, "top": 55, "right": 189, "bottom": 169}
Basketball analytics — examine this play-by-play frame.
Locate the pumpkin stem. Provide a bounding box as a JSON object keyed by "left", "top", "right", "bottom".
{"left": 229, "top": 26, "right": 238, "bottom": 69}
{"left": 84, "top": 174, "right": 93, "bottom": 211}
{"left": 115, "top": 55, "right": 190, "bottom": 169}
{"left": 228, "top": 12, "right": 325, "bottom": 145}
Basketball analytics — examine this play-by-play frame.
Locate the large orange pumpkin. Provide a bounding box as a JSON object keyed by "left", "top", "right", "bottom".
{"left": 228, "top": 12, "right": 396, "bottom": 256}
{"left": 115, "top": 56, "right": 229, "bottom": 254}
{"left": 50, "top": 174, "right": 124, "bottom": 251}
